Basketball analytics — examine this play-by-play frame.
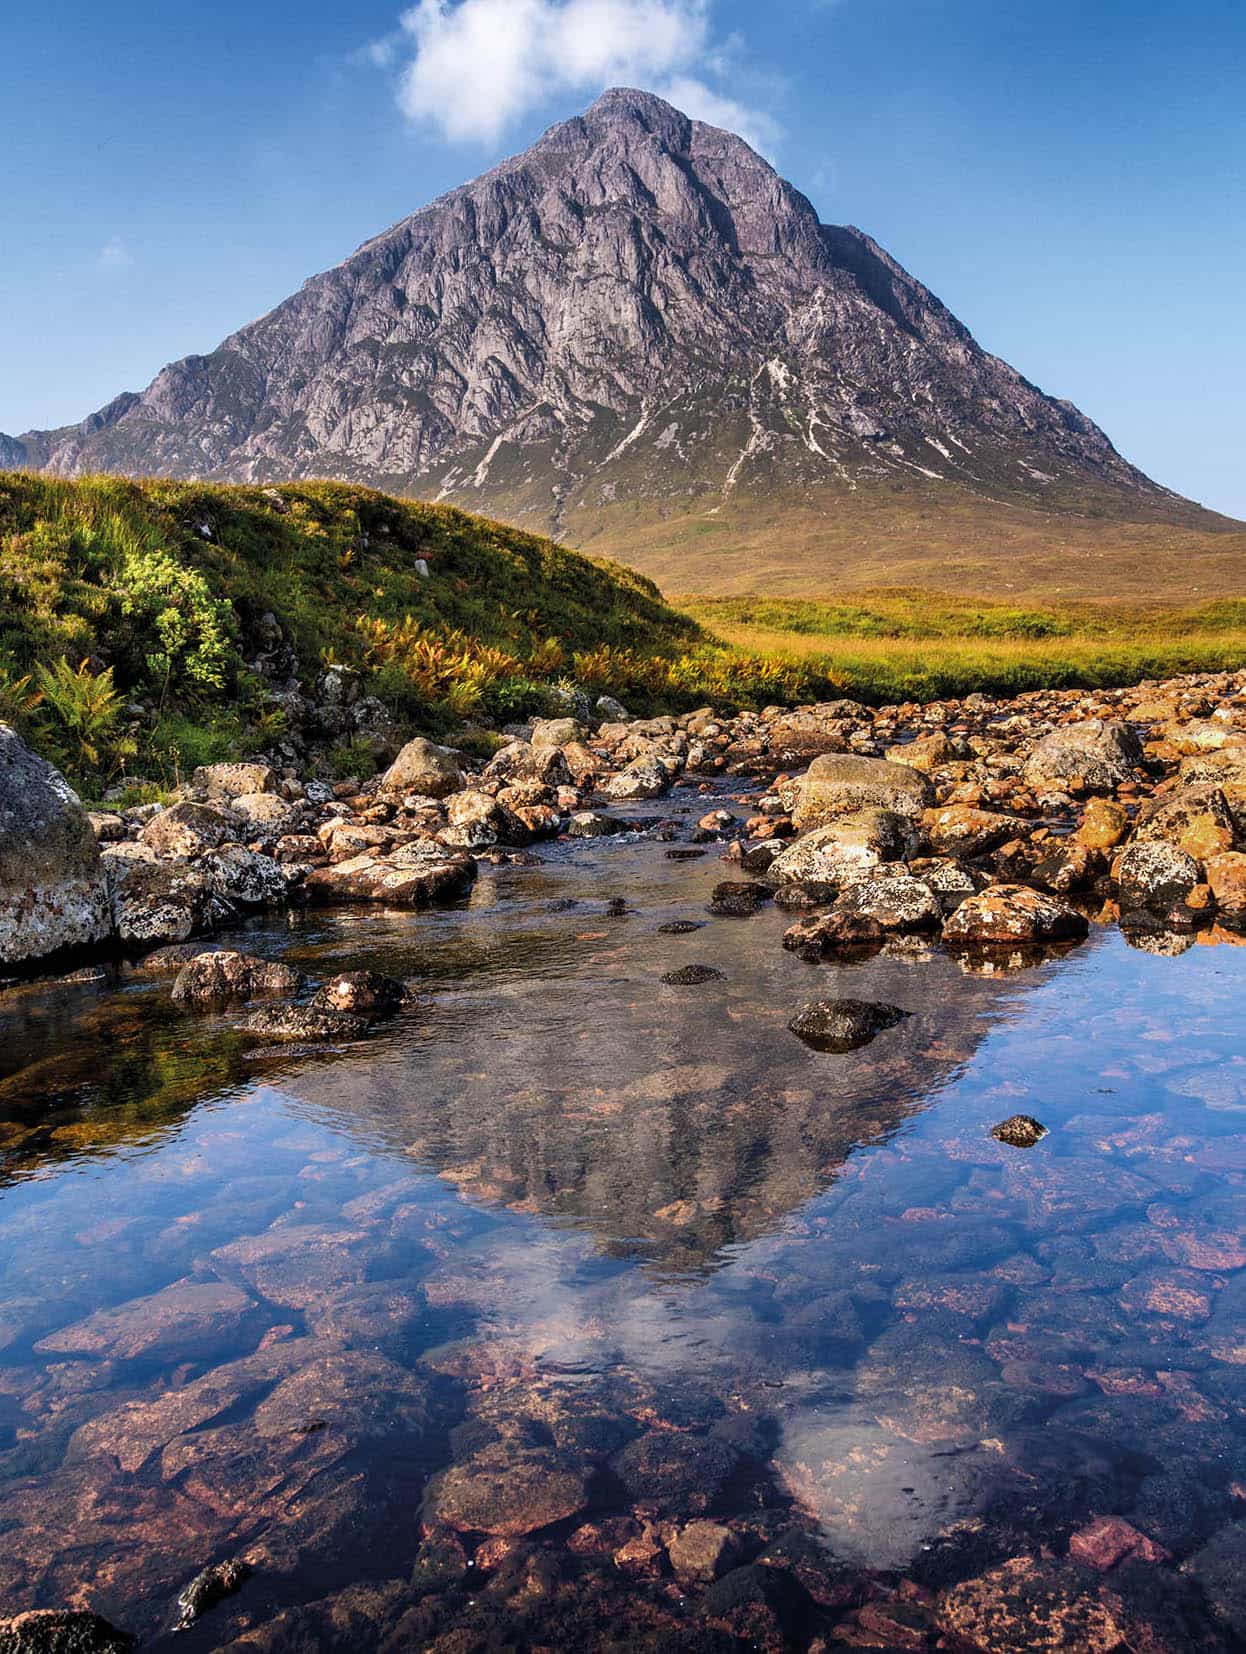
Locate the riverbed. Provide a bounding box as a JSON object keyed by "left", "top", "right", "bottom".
{"left": 2, "top": 785, "right": 1244, "bottom": 1648}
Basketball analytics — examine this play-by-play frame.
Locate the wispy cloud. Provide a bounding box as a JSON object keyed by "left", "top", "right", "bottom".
{"left": 95, "top": 236, "right": 133, "bottom": 274}
{"left": 374, "top": 0, "right": 779, "bottom": 152}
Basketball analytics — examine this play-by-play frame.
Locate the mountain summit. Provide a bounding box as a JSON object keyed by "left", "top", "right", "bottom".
{"left": 7, "top": 89, "right": 1240, "bottom": 594}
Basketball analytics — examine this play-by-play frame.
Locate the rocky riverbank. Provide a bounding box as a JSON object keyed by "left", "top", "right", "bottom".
{"left": 6, "top": 667, "right": 1246, "bottom": 987}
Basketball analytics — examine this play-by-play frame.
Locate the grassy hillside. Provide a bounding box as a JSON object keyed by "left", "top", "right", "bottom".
{"left": 689, "top": 591, "right": 1246, "bottom": 703}
{"left": 558, "top": 478, "right": 1246, "bottom": 603}
{"left": 0, "top": 473, "right": 839, "bottom": 789}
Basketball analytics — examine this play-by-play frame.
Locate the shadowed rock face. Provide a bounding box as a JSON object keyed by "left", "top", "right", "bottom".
{"left": 8, "top": 90, "right": 1200, "bottom": 549}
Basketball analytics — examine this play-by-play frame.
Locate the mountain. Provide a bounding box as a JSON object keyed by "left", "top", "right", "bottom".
{"left": 6, "top": 88, "right": 1242, "bottom": 598}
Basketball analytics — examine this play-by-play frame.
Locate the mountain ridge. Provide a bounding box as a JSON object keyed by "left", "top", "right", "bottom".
{"left": 6, "top": 87, "right": 1241, "bottom": 597}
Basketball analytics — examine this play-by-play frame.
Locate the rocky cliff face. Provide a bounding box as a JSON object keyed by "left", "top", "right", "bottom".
{"left": 4, "top": 89, "right": 1228, "bottom": 584}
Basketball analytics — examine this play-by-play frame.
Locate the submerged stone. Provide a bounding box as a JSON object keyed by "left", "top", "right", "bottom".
{"left": 661, "top": 965, "right": 726, "bottom": 986}
{"left": 174, "top": 1558, "right": 252, "bottom": 1631}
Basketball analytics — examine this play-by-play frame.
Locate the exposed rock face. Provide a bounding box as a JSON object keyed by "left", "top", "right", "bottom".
{"left": 0, "top": 726, "right": 112, "bottom": 967}
{"left": 9, "top": 88, "right": 1203, "bottom": 575}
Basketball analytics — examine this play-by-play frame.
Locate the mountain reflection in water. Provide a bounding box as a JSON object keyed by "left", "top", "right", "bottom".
{"left": 1, "top": 824, "right": 1245, "bottom": 1647}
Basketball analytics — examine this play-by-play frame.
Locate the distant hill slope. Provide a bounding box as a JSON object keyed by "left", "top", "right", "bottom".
{"left": 5, "top": 88, "right": 1242, "bottom": 599}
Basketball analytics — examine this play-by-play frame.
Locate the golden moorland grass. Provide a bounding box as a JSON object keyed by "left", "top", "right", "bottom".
{"left": 685, "top": 591, "right": 1246, "bottom": 704}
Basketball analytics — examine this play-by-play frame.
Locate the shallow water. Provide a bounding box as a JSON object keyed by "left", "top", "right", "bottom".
{"left": 2, "top": 789, "right": 1245, "bottom": 1645}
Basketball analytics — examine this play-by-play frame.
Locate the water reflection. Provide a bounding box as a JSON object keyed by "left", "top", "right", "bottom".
{"left": 1, "top": 825, "right": 1244, "bottom": 1646}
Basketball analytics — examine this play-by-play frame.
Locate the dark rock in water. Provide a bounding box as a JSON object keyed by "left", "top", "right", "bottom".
{"left": 310, "top": 971, "right": 413, "bottom": 1018}
{"left": 132, "top": 941, "right": 219, "bottom": 974}
{"left": 610, "top": 1431, "right": 738, "bottom": 1513}
{"left": 174, "top": 1558, "right": 252, "bottom": 1631}
{"left": 662, "top": 965, "right": 726, "bottom": 986}
{"left": 666, "top": 847, "right": 706, "bottom": 861}
{"left": 739, "top": 840, "right": 785, "bottom": 873}
{"left": 1179, "top": 1521, "right": 1246, "bottom": 1638}
{"left": 0, "top": 1611, "right": 134, "bottom": 1652}
{"left": 242, "top": 1005, "right": 370, "bottom": 1044}
{"left": 788, "top": 997, "right": 909, "bottom": 1052}
{"left": 657, "top": 920, "right": 704, "bottom": 935}
{"left": 707, "top": 881, "right": 771, "bottom": 917}
{"left": 936, "top": 1556, "right": 1124, "bottom": 1651}
{"left": 425, "top": 1447, "right": 590, "bottom": 1536}
{"left": 992, "top": 1114, "right": 1049, "bottom": 1148}
{"left": 171, "top": 950, "right": 305, "bottom": 1006}
{"left": 772, "top": 880, "right": 836, "bottom": 912}
{"left": 605, "top": 896, "right": 630, "bottom": 918}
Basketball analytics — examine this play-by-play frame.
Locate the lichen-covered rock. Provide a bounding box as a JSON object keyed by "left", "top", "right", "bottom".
{"left": 303, "top": 846, "right": 476, "bottom": 908}
{"left": 1115, "top": 841, "right": 1200, "bottom": 912}
{"left": 785, "top": 753, "right": 932, "bottom": 830}
{"left": 768, "top": 809, "right": 917, "bottom": 885}
{"left": 601, "top": 754, "right": 673, "bottom": 801}
{"left": 242, "top": 1004, "right": 370, "bottom": 1043}
{"left": 192, "top": 761, "right": 276, "bottom": 798}
{"left": 105, "top": 857, "right": 231, "bottom": 946}
{"left": 530, "top": 716, "right": 586, "bottom": 748}
{"left": 1024, "top": 719, "right": 1144, "bottom": 793}
{"left": 171, "top": 950, "right": 305, "bottom": 1005}
{"left": 834, "top": 872, "right": 942, "bottom": 932}
{"left": 483, "top": 740, "right": 572, "bottom": 789}
{"left": 0, "top": 726, "right": 112, "bottom": 966}
{"left": 139, "top": 801, "right": 237, "bottom": 859}
{"left": 937, "top": 1557, "right": 1128, "bottom": 1651}
{"left": 992, "top": 1114, "right": 1049, "bottom": 1147}
{"left": 379, "top": 737, "right": 464, "bottom": 799}
{"left": 923, "top": 804, "right": 1030, "bottom": 857}
{"left": 1132, "top": 784, "right": 1236, "bottom": 862}
{"left": 943, "top": 883, "right": 1089, "bottom": 946}
{"left": 310, "top": 971, "right": 413, "bottom": 1017}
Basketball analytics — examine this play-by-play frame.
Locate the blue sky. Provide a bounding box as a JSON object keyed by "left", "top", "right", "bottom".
{"left": 2, "top": 0, "right": 1243, "bottom": 518}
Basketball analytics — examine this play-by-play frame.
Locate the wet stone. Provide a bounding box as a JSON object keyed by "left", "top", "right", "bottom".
{"left": 937, "top": 1556, "right": 1129, "bottom": 1651}
{"left": 610, "top": 1431, "right": 738, "bottom": 1514}
{"left": 661, "top": 964, "right": 726, "bottom": 986}
{"left": 174, "top": 1558, "right": 252, "bottom": 1630}
{"left": 310, "top": 970, "right": 413, "bottom": 1018}
{"left": 170, "top": 950, "right": 304, "bottom": 1006}
{"left": 788, "top": 998, "right": 909, "bottom": 1052}
{"left": 657, "top": 919, "right": 704, "bottom": 934}
{"left": 425, "top": 1447, "right": 591, "bottom": 1536}
{"left": 992, "top": 1114, "right": 1049, "bottom": 1148}
{"left": 707, "top": 881, "right": 771, "bottom": 918}
{"left": 241, "top": 1004, "right": 370, "bottom": 1044}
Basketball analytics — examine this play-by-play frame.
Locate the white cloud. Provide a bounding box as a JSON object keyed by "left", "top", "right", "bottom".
{"left": 96, "top": 236, "right": 133, "bottom": 274}
{"left": 388, "top": 0, "right": 777, "bottom": 152}
{"left": 654, "top": 74, "right": 780, "bottom": 153}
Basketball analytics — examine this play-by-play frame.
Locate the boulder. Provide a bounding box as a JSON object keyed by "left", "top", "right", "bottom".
{"left": 834, "top": 873, "right": 942, "bottom": 932}
{"left": 440, "top": 789, "right": 529, "bottom": 850}
{"left": 1132, "top": 785, "right": 1236, "bottom": 862}
{"left": 1075, "top": 797, "right": 1130, "bottom": 850}
{"left": 483, "top": 741, "right": 571, "bottom": 789}
{"left": 923, "top": 805, "right": 1030, "bottom": 858}
{"left": 601, "top": 755, "right": 673, "bottom": 801}
{"left": 139, "top": 802, "right": 237, "bottom": 859}
{"left": 230, "top": 791, "right": 294, "bottom": 830}
{"left": 105, "top": 857, "right": 231, "bottom": 947}
{"left": 0, "top": 726, "right": 112, "bottom": 966}
{"left": 192, "top": 761, "right": 276, "bottom": 798}
{"left": 379, "top": 737, "right": 464, "bottom": 799}
{"left": 530, "top": 717, "right": 586, "bottom": 748}
{"left": 1024, "top": 719, "right": 1143, "bottom": 793}
{"left": 1115, "top": 840, "right": 1200, "bottom": 912}
{"left": 310, "top": 971, "right": 413, "bottom": 1017}
{"left": 242, "top": 1005, "right": 369, "bottom": 1044}
{"left": 303, "top": 845, "right": 476, "bottom": 908}
{"left": 171, "top": 951, "right": 305, "bottom": 1005}
{"left": 1206, "top": 852, "right": 1246, "bottom": 917}
{"left": 942, "top": 883, "right": 1089, "bottom": 946}
{"left": 784, "top": 753, "right": 932, "bottom": 830}
{"left": 768, "top": 809, "right": 917, "bottom": 885}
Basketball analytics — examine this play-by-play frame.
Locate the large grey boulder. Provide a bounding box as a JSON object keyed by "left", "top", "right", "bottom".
{"left": 0, "top": 726, "right": 113, "bottom": 967}
{"left": 1023, "top": 719, "right": 1143, "bottom": 793}
{"left": 380, "top": 737, "right": 464, "bottom": 800}
{"left": 782, "top": 754, "right": 932, "bottom": 831}
{"left": 768, "top": 809, "right": 918, "bottom": 885}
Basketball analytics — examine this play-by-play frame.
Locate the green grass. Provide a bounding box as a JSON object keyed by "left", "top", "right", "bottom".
{"left": 685, "top": 591, "right": 1246, "bottom": 703}
{"left": 0, "top": 473, "right": 844, "bottom": 787}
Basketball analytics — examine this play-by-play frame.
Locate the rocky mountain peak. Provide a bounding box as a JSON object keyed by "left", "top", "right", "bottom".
{"left": 5, "top": 88, "right": 1232, "bottom": 591}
